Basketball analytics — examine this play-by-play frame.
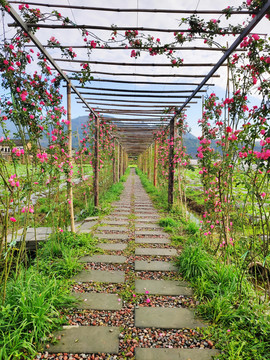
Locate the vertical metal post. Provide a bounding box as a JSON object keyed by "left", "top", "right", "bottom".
{"left": 147, "top": 147, "right": 150, "bottom": 179}
{"left": 121, "top": 146, "right": 124, "bottom": 176}
{"left": 168, "top": 118, "right": 175, "bottom": 208}
{"left": 119, "top": 144, "right": 122, "bottom": 178}
{"left": 94, "top": 115, "right": 100, "bottom": 208}
{"left": 67, "top": 82, "right": 75, "bottom": 232}
{"left": 113, "top": 138, "right": 116, "bottom": 183}
{"left": 154, "top": 140, "right": 158, "bottom": 187}
{"left": 149, "top": 145, "right": 152, "bottom": 181}
{"left": 125, "top": 153, "right": 128, "bottom": 172}
{"left": 117, "top": 141, "right": 120, "bottom": 181}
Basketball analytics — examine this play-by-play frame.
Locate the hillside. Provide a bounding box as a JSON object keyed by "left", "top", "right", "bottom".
{"left": 1, "top": 118, "right": 261, "bottom": 158}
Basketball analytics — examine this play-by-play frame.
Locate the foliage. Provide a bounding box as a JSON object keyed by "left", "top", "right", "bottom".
{"left": 177, "top": 241, "right": 270, "bottom": 359}
{"left": 0, "top": 266, "right": 74, "bottom": 359}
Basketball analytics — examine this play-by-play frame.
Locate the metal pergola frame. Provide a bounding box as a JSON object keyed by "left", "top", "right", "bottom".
{"left": 3, "top": 0, "right": 270, "bottom": 211}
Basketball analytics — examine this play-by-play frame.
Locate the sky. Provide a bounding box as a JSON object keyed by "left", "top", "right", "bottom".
{"left": 0, "top": 0, "right": 269, "bottom": 138}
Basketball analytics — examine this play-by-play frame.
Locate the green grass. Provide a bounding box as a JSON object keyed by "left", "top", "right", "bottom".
{"left": 0, "top": 230, "right": 100, "bottom": 359}
{"left": 0, "top": 266, "right": 74, "bottom": 359}
{"left": 175, "top": 240, "right": 270, "bottom": 359}
{"left": 135, "top": 168, "right": 169, "bottom": 211}
{"left": 79, "top": 167, "right": 130, "bottom": 219}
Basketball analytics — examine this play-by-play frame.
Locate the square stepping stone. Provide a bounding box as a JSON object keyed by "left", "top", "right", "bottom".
{"left": 98, "top": 243, "right": 127, "bottom": 251}
{"left": 135, "top": 348, "right": 220, "bottom": 360}
{"left": 135, "top": 261, "right": 177, "bottom": 272}
{"left": 79, "top": 222, "right": 98, "bottom": 231}
{"left": 73, "top": 269, "right": 125, "bottom": 283}
{"left": 136, "top": 215, "right": 160, "bottom": 220}
{"left": 48, "top": 326, "right": 119, "bottom": 354}
{"left": 136, "top": 230, "right": 167, "bottom": 236}
{"left": 84, "top": 216, "right": 99, "bottom": 222}
{"left": 135, "top": 307, "right": 205, "bottom": 329}
{"left": 114, "top": 206, "right": 131, "bottom": 209}
{"left": 135, "top": 237, "right": 171, "bottom": 244}
{"left": 79, "top": 254, "right": 126, "bottom": 264}
{"left": 135, "top": 248, "right": 177, "bottom": 256}
{"left": 95, "top": 233, "right": 128, "bottom": 240}
{"left": 135, "top": 223, "right": 161, "bottom": 229}
{"left": 135, "top": 210, "right": 158, "bottom": 214}
{"left": 135, "top": 213, "right": 159, "bottom": 217}
{"left": 72, "top": 293, "right": 122, "bottom": 310}
{"left": 135, "top": 279, "right": 192, "bottom": 296}
{"left": 105, "top": 215, "right": 129, "bottom": 220}
{"left": 102, "top": 220, "right": 128, "bottom": 226}
{"left": 20, "top": 227, "right": 52, "bottom": 234}
{"left": 96, "top": 226, "right": 128, "bottom": 232}
{"left": 110, "top": 212, "right": 130, "bottom": 216}
{"left": 134, "top": 218, "right": 155, "bottom": 223}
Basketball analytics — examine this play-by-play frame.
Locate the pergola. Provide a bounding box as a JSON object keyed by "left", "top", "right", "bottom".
{"left": 4, "top": 0, "right": 270, "bottom": 230}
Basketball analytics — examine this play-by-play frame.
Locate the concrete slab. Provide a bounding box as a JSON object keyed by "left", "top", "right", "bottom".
{"left": 135, "top": 348, "right": 220, "bottom": 360}
{"left": 96, "top": 226, "right": 128, "bottom": 232}
{"left": 73, "top": 269, "right": 125, "bottom": 283}
{"left": 84, "top": 216, "right": 99, "bottom": 222}
{"left": 135, "top": 307, "right": 205, "bottom": 329}
{"left": 72, "top": 293, "right": 122, "bottom": 310}
{"left": 79, "top": 221, "right": 98, "bottom": 231}
{"left": 136, "top": 230, "right": 167, "bottom": 236}
{"left": 48, "top": 326, "right": 119, "bottom": 354}
{"left": 133, "top": 219, "right": 158, "bottom": 223}
{"left": 135, "top": 261, "right": 177, "bottom": 272}
{"left": 79, "top": 254, "right": 126, "bottom": 264}
{"left": 98, "top": 243, "right": 127, "bottom": 251}
{"left": 105, "top": 215, "right": 129, "bottom": 219}
{"left": 135, "top": 223, "right": 161, "bottom": 229}
{"left": 136, "top": 215, "right": 160, "bottom": 219}
{"left": 110, "top": 212, "right": 130, "bottom": 216}
{"left": 135, "top": 279, "right": 192, "bottom": 296}
{"left": 135, "top": 237, "right": 171, "bottom": 244}
{"left": 135, "top": 213, "right": 159, "bottom": 217}
{"left": 19, "top": 227, "right": 52, "bottom": 234}
{"left": 114, "top": 207, "right": 131, "bottom": 210}
{"left": 95, "top": 233, "right": 128, "bottom": 240}
{"left": 102, "top": 220, "right": 128, "bottom": 226}
{"left": 135, "top": 211, "right": 159, "bottom": 215}
{"left": 135, "top": 248, "right": 177, "bottom": 256}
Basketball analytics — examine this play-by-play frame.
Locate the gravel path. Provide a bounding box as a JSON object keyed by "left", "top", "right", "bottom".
{"left": 35, "top": 169, "right": 218, "bottom": 360}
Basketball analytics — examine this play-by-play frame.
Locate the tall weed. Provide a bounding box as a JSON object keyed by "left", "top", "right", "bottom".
{"left": 0, "top": 267, "right": 74, "bottom": 359}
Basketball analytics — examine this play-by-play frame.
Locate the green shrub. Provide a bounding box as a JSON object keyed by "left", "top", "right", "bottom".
{"left": 159, "top": 217, "right": 178, "bottom": 228}
{"left": 175, "top": 244, "right": 215, "bottom": 280}
{"left": 37, "top": 231, "right": 98, "bottom": 278}
{"left": 184, "top": 221, "right": 200, "bottom": 235}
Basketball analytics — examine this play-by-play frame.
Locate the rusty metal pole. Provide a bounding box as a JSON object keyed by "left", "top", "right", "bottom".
{"left": 125, "top": 153, "right": 128, "bottom": 172}
{"left": 168, "top": 118, "right": 175, "bottom": 208}
{"left": 149, "top": 145, "right": 152, "bottom": 181}
{"left": 119, "top": 144, "right": 122, "bottom": 178}
{"left": 117, "top": 141, "right": 120, "bottom": 181}
{"left": 121, "top": 146, "right": 124, "bottom": 176}
{"left": 94, "top": 114, "right": 100, "bottom": 208}
{"left": 113, "top": 138, "right": 116, "bottom": 183}
{"left": 154, "top": 140, "right": 158, "bottom": 187}
{"left": 147, "top": 147, "right": 150, "bottom": 179}
{"left": 67, "top": 82, "right": 75, "bottom": 232}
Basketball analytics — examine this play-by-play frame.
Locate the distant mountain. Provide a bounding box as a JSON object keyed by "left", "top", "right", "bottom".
{"left": 0, "top": 118, "right": 261, "bottom": 159}
{"left": 183, "top": 132, "right": 198, "bottom": 140}
{"left": 183, "top": 135, "right": 200, "bottom": 158}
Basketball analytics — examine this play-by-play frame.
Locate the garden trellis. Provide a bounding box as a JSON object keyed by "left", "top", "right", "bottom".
{"left": 0, "top": 0, "right": 270, "bottom": 285}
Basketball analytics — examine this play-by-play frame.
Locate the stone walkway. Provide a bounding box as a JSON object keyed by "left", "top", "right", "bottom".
{"left": 46, "top": 169, "right": 219, "bottom": 360}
